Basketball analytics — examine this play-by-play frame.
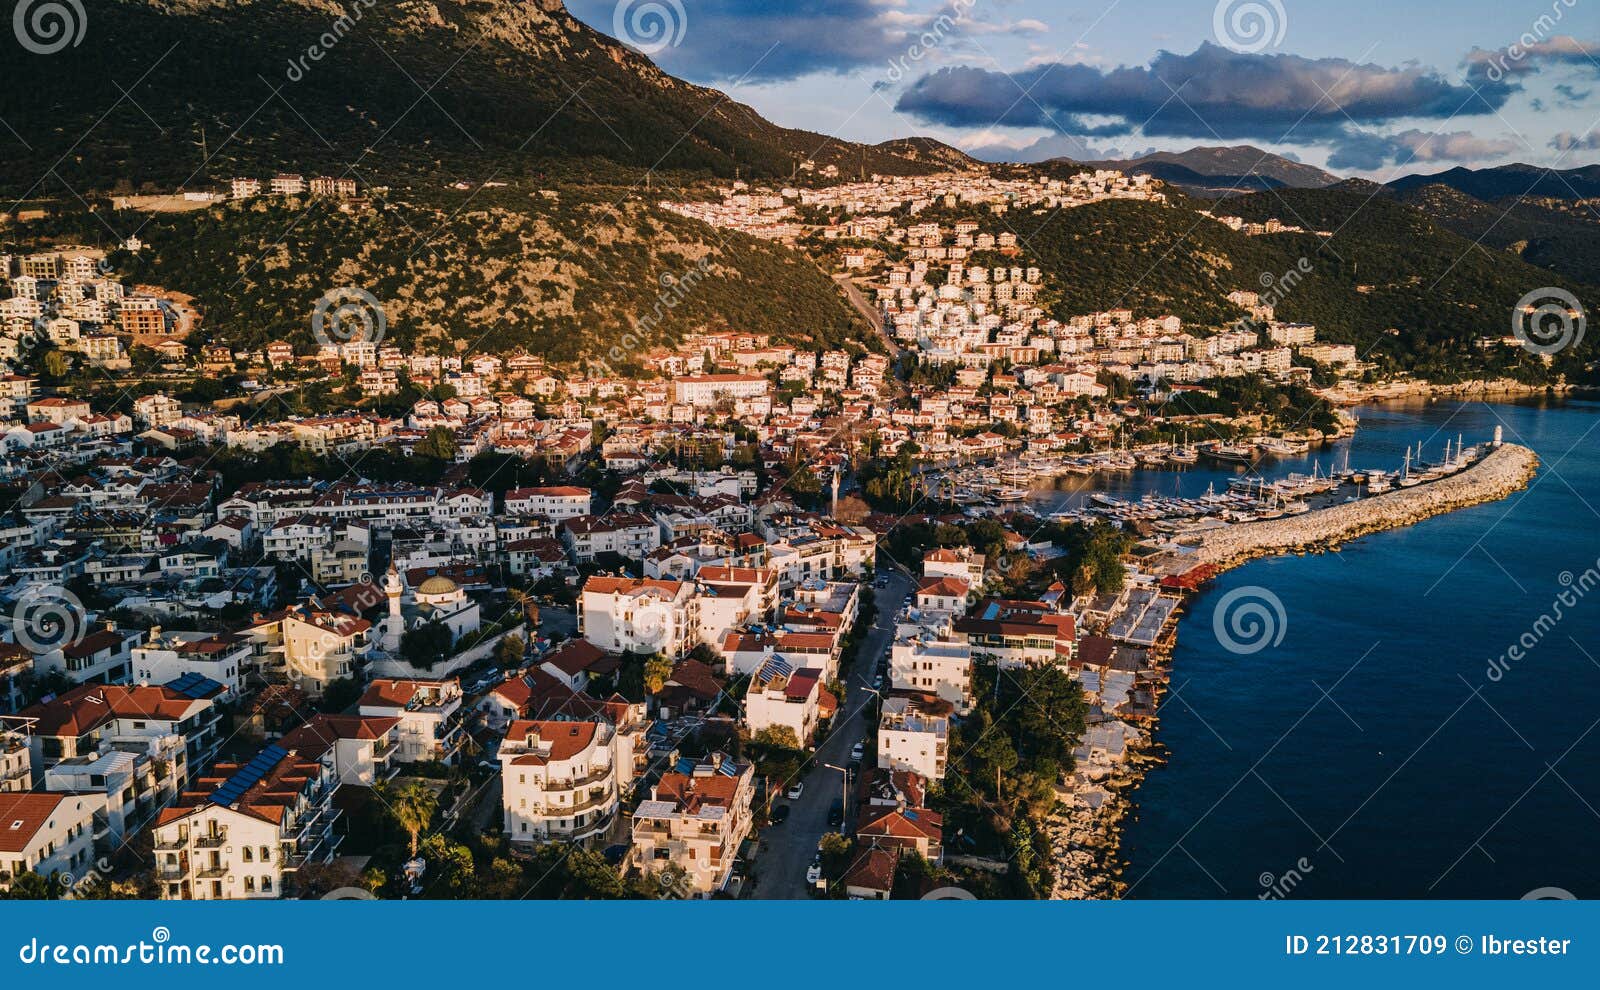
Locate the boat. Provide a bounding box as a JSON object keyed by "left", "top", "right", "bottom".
{"left": 992, "top": 487, "right": 1029, "bottom": 503}
{"left": 1204, "top": 442, "right": 1257, "bottom": 465}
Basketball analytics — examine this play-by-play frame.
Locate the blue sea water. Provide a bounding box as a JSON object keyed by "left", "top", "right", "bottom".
{"left": 1047, "top": 397, "right": 1600, "bottom": 899}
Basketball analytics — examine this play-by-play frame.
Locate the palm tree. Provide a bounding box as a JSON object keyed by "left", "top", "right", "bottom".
{"left": 384, "top": 781, "right": 439, "bottom": 858}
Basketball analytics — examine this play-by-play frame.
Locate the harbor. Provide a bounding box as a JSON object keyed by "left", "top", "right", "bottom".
{"left": 1036, "top": 428, "right": 1540, "bottom": 899}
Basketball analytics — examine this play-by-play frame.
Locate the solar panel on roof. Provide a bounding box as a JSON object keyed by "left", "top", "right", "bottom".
{"left": 675, "top": 757, "right": 694, "bottom": 775}
{"left": 718, "top": 761, "right": 739, "bottom": 776}
{"left": 208, "top": 746, "right": 287, "bottom": 805}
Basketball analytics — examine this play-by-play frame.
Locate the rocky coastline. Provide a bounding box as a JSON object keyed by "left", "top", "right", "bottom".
{"left": 1044, "top": 442, "right": 1540, "bottom": 899}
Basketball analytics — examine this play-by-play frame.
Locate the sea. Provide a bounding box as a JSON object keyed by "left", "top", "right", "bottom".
{"left": 1030, "top": 396, "right": 1600, "bottom": 899}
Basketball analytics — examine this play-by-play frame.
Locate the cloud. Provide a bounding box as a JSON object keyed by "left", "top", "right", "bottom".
{"left": 1549, "top": 130, "right": 1600, "bottom": 152}
{"left": 1462, "top": 35, "right": 1598, "bottom": 84}
{"left": 1328, "top": 129, "right": 1517, "bottom": 171}
{"left": 895, "top": 43, "right": 1510, "bottom": 142}
{"left": 569, "top": 0, "right": 1049, "bottom": 83}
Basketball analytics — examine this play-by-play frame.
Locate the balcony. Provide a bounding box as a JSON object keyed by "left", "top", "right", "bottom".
{"left": 194, "top": 831, "right": 227, "bottom": 848}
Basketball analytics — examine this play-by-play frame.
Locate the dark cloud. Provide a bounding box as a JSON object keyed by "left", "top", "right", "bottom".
{"left": 567, "top": 0, "right": 1047, "bottom": 83}
{"left": 895, "top": 43, "right": 1512, "bottom": 142}
{"left": 1328, "top": 129, "right": 1516, "bottom": 171}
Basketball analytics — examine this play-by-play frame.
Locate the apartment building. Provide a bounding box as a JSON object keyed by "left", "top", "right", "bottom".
{"left": 151, "top": 744, "right": 341, "bottom": 900}
{"left": 877, "top": 693, "right": 951, "bottom": 782}
{"left": 500, "top": 719, "right": 631, "bottom": 845}
{"left": 630, "top": 752, "right": 754, "bottom": 895}
{"left": 357, "top": 678, "right": 466, "bottom": 765}
{"left": 0, "top": 792, "right": 101, "bottom": 891}
{"left": 578, "top": 577, "right": 699, "bottom": 657}
{"left": 503, "top": 485, "right": 592, "bottom": 520}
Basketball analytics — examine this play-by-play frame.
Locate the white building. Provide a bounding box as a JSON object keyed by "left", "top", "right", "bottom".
{"left": 500, "top": 719, "right": 633, "bottom": 845}
{"left": 578, "top": 577, "right": 699, "bottom": 657}
{"left": 631, "top": 752, "right": 754, "bottom": 895}
{"left": 0, "top": 792, "right": 101, "bottom": 890}
{"left": 877, "top": 694, "right": 950, "bottom": 781}
{"left": 151, "top": 744, "right": 341, "bottom": 900}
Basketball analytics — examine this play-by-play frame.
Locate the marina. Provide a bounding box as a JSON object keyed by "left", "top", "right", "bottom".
{"left": 1031, "top": 422, "right": 1539, "bottom": 899}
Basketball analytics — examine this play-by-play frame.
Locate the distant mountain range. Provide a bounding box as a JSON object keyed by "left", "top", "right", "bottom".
{"left": 1385, "top": 163, "right": 1600, "bottom": 201}
{"left": 1074, "top": 146, "right": 1342, "bottom": 196}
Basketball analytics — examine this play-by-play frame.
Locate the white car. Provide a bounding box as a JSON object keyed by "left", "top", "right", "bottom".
{"left": 786, "top": 781, "right": 805, "bottom": 800}
{"left": 805, "top": 860, "right": 823, "bottom": 885}
{"left": 850, "top": 741, "right": 865, "bottom": 761}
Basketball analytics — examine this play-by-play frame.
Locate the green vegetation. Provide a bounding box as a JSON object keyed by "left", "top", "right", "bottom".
{"left": 936, "top": 664, "right": 1089, "bottom": 898}
{"left": 0, "top": 1, "right": 938, "bottom": 197}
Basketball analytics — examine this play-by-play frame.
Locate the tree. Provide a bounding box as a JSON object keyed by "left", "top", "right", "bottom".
{"left": 415, "top": 425, "right": 457, "bottom": 461}
{"left": 494, "top": 634, "right": 525, "bottom": 670}
{"left": 643, "top": 652, "right": 674, "bottom": 695}
{"left": 383, "top": 781, "right": 439, "bottom": 858}
{"left": 320, "top": 676, "right": 362, "bottom": 714}
{"left": 400, "top": 620, "right": 454, "bottom": 669}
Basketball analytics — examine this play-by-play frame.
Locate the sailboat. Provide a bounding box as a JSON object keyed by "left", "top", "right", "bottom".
{"left": 1167, "top": 430, "right": 1199, "bottom": 465}
{"left": 1398, "top": 448, "right": 1421, "bottom": 487}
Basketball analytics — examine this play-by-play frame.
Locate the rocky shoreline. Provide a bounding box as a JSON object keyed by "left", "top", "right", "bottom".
{"left": 1044, "top": 442, "right": 1541, "bottom": 899}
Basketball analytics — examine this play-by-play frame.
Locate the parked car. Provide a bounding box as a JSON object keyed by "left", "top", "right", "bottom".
{"left": 769, "top": 804, "right": 791, "bottom": 825}
{"left": 805, "top": 856, "right": 823, "bottom": 886}
{"left": 827, "top": 799, "right": 844, "bottom": 827}
{"left": 872, "top": 674, "right": 883, "bottom": 689}
{"left": 786, "top": 781, "right": 805, "bottom": 800}
{"left": 850, "top": 741, "right": 865, "bottom": 761}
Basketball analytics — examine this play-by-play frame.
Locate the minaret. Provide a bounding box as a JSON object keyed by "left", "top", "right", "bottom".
{"left": 830, "top": 465, "right": 841, "bottom": 518}
{"left": 382, "top": 561, "right": 403, "bottom": 652}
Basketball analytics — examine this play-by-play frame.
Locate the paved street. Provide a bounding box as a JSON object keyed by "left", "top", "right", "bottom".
{"left": 754, "top": 568, "right": 913, "bottom": 899}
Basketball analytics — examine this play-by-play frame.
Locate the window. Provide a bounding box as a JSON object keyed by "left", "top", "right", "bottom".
{"left": 260, "top": 846, "right": 270, "bottom": 862}
{"left": 242, "top": 847, "right": 253, "bottom": 862}
{"left": 243, "top": 876, "right": 255, "bottom": 893}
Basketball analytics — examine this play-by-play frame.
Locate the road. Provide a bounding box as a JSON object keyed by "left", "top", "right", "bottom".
{"left": 755, "top": 568, "right": 913, "bottom": 898}
{"left": 832, "top": 274, "right": 905, "bottom": 360}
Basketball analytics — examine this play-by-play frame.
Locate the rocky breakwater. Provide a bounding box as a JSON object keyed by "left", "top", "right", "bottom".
{"left": 1189, "top": 443, "right": 1540, "bottom": 570}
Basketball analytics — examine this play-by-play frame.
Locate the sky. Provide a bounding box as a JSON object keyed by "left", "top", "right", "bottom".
{"left": 568, "top": 0, "right": 1600, "bottom": 178}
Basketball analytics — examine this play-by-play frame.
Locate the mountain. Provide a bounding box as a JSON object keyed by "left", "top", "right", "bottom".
{"left": 1084, "top": 146, "right": 1341, "bottom": 196}
{"left": 0, "top": 0, "right": 913, "bottom": 365}
{"left": 0, "top": 0, "right": 941, "bottom": 196}
{"left": 1386, "top": 164, "right": 1600, "bottom": 201}
{"left": 1386, "top": 183, "right": 1600, "bottom": 286}
{"left": 997, "top": 186, "right": 1590, "bottom": 383}
{"left": 872, "top": 138, "right": 981, "bottom": 171}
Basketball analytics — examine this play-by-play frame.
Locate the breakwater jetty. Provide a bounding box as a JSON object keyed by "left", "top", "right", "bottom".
{"left": 1181, "top": 442, "right": 1539, "bottom": 571}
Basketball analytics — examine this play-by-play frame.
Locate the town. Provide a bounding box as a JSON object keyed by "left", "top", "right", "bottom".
{"left": 0, "top": 165, "right": 1516, "bottom": 901}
